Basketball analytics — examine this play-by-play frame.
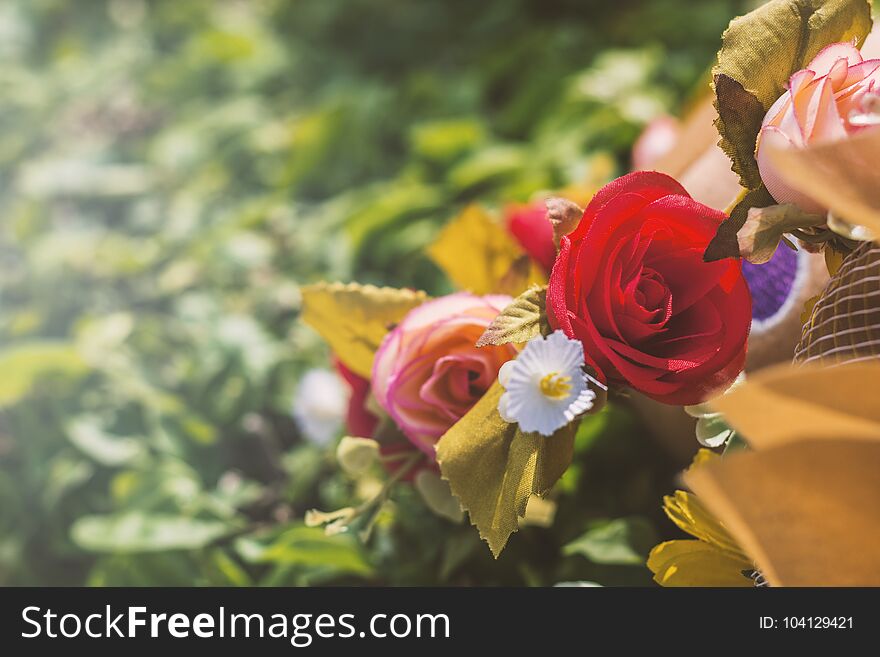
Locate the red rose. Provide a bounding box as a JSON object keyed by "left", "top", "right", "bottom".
{"left": 547, "top": 171, "right": 751, "bottom": 405}
{"left": 505, "top": 202, "right": 556, "bottom": 274}
{"left": 334, "top": 359, "right": 379, "bottom": 438}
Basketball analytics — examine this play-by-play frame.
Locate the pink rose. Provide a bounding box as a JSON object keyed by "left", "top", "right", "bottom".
{"left": 756, "top": 41, "right": 880, "bottom": 213}
{"left": 371, "top": 292, "right": 517, "bottom": 457}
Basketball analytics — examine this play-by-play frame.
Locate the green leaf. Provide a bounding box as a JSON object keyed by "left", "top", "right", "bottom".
{"left": 66, "top": 416, "right": 147, "bottom": 467}
{"left": 447, "top": 144, "right": 527, "bottom": 191}
{"left": 409, "top": 118, "right": 487, "bottom": 163}
{"left": 0, "top": 341, "right": 88, "bottom": 405}
{"left": 71, "top": 512, "right": 231, "bottom": 553}
{"left": 244, "top": 525, "right": 372, "bottom": 576}
{"left": 563, "top": 517, "right": 658, "bottom": 565}
{"left": 713, "top": 0, "right": 873, "bottom": 189}
{"left": 476, "top": 285, "right": 548, "bottom": 347}
{"left": 436, "top": 382, "right": 577, "bottom": 557}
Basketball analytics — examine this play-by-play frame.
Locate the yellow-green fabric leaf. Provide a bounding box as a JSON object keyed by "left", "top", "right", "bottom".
{"left": 714, "top": 0, "right": 872, "bottom": 188}
{"left": 534, "top": 419, "right": 577, "bottom": 494}
{"left": 300, "top": 282, "right": 427, "bottom": 379}
{"left": 737, "top": 204, "right": 825, "bottom": 264}
{"left": 427, "top": 205, "right": 537, "bottom": 295}
{"left": 436, "top": 382, "right": 575, "bottom": 557}
{"left": 476, "top": 285, "right": 548, "bottom": 347}
{"left": 714, "top": 74, "right": 766, "bottom": 189}
{"left": 704, "top": 185, "right": 775, "bottom": 262}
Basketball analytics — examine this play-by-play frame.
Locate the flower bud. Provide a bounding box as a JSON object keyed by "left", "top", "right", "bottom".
{"left": 336, "top": 436, "right": 379, "bottom": 476}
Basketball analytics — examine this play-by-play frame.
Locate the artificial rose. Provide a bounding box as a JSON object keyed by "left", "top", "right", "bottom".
{"left": 756, "top": 41, "right": 880, "bottom": 213}
{"left": 372, "top": 292, "right": 518, "bottom": 456}
{"left": 547, "top": 171, "right": 751, "bottom": 405}
{"left": 504, "top": 202, "right": 556, "bottom": 274}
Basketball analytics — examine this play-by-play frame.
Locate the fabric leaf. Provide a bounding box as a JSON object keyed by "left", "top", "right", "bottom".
{"left": 300, "top": 282, "right": 427, "bottom": 379}
{"left": 737, "top": 203, "right": 825, "bottom": 264}
{"left": 476, "top": 285, "right": 548, "bottom": 347}
{"left": 436, "top": 382, "right": 576, "bottom": 557}
{"left": 713, "top": 74, "right": 766, "bottom": 190}
{"left": 427, "top": 205, "right": 538, "bottom": 295}
{"left": 704, "top": 185, "right": 774, "bottom": 261}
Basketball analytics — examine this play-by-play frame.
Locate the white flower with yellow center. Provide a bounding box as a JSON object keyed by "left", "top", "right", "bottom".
{"left": 497, "top": 330, "right": 602, "bottom": 436}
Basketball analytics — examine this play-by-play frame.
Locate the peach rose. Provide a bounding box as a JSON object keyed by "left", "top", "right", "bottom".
{"left": 756, "top": 42, "right": 880, "bottom": 213}
{"left": 371, "top": 292, "right": 517, "bottom": 457}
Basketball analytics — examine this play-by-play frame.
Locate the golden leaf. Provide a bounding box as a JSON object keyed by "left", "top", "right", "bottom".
{"left": 710, "top": 361, "right": 880, "bottom": 450}
{"left": 427, "top": 205, "right": 541, "bottom": 295}
{"left": 300, "top": 282, "right": 427, "bottom": 379}
{"left": 476, "top": 285, "right": 547, "bottom": 347}
{"left": 435, "top": 383, "right": 576, "bottom": 557}
{"left": 686, "top": 439, "right": 880, "bottom": 586}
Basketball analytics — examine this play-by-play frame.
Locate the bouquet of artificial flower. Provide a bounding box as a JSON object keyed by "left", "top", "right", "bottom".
{"left": 299, "top": 0, "right": 880, "bottom": 584}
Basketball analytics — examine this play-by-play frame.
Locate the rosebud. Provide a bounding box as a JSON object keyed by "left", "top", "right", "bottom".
{"left": 336, "top": 436, "right": 379, "bottom": 476}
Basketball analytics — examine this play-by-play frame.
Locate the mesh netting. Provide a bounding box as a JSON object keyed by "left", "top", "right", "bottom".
{"left": 794, "top": 242, "right": 880, "bottom": 365}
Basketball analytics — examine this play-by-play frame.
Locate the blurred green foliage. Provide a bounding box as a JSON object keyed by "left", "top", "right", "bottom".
{"left": 0, "top": 0, "right": 746, "bottom": 586}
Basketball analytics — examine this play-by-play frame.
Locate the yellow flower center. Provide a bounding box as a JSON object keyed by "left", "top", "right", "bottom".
{"left": 539, "top": 372, "right": 572, "bottom": 399}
